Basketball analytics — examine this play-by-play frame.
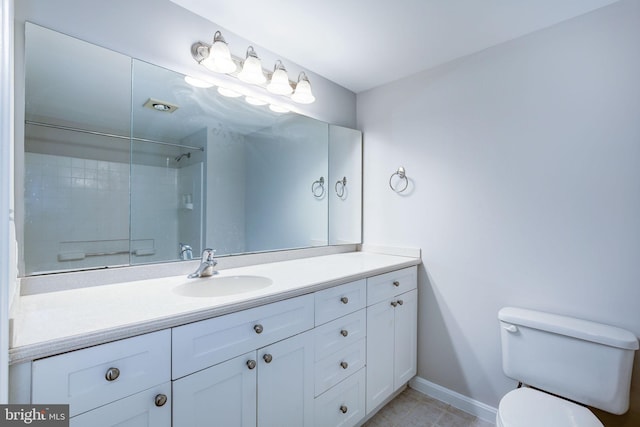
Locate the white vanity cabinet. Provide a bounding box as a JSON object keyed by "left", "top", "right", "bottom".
{"left": 172, "top": 294, "right": 315, "bottom": 427}
{"left": 313, "top": 280, "right": 368, "bottom": 427}
{"left": 31, "top": 329, "right": 171, "bottom": 426}
{"left": 365, "top": 267, "right": 418, "bottom": 413}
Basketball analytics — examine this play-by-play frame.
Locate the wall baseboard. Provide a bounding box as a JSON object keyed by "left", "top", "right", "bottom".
{"left": 409, "top": 376, "right": 497, "bottom": 423}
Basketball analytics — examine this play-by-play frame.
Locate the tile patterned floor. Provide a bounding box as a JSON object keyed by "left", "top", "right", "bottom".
{"left": 363, "top": 387, "right": 495, "bottom": 427}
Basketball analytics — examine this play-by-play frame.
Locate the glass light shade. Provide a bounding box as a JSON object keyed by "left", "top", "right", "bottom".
{"left": 201, "top": 41, "right": 237, "bottom": 74}
{"left": 217, "top": 86, "right": 242, "bottom": 98}
{"left": 291, "top": 76, "right": 316, "bottom": 104}
{"left": 267, "top": 68, "right": 292, "bottom": 95}
{"left": 245, "top": 96, "right": 268, "bottom": 106}
{"left": 184, "top": 76, "right": 214, "bottom": 88}
{"left": 238, "top": 47, "right": 266, "bottom": 84}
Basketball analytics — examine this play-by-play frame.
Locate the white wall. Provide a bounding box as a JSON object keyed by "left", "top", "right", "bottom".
{"left": 358, "top": 0, "right": 640, "bottom": 424}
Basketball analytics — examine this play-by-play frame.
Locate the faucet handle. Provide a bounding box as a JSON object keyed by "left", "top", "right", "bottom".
{"left": 201, "top": 248, "right": 217, "bottom": 262}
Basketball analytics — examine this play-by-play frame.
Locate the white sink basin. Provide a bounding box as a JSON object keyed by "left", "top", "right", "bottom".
{"left": 172, "top": 275, "right": 273, "bottom": 298}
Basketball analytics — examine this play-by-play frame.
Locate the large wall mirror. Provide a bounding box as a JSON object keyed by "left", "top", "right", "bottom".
{"left": 22, "top": 23, "right": 361, "bottom": 276}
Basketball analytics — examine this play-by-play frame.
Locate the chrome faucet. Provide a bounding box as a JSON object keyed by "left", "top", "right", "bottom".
{"left": 188, "top": 248, "right": 218, "bottom": 278}
{"left": 179, "top": 243, "right": 193, "bottom": 260}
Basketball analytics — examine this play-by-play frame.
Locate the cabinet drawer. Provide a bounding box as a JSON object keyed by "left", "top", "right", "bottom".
{"left": 32, "top": 330, "right": 170, "bottom": 417}
{"left": 314, "top": 309, "right": 365, "bottom": 362}
{"left": 315, "top": 279, "right": 366, "bottom": 325}
{"left": 314, "top": 368, "right": 366, "bottom": 427}
{"left": 70, "top": 382, "right": 171, "bottom": 427}
{"left": 366, "top": 267, "right": 417, "bottom": 305}
{"left": 314, "top": 339, "right": 366, "bottom": 396}
{"left": 172, "top": 294, "right": 314, "bottom": 379}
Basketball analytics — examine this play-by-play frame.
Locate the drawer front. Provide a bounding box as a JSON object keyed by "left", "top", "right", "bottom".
{"left": 32, "top": 330, "right": 171, "bottom": 417}
{"left": 70, "top": 382, "right": 171, "bottom": 427}
{"left": 314, "top": 368, "right": 366, "bottom": 427}
{"left": 314, "top": 339, "right": 366, "bottom": 397}
{"left": 314, "top": 309, "right": 366, "bottom": 362}
{"left": 172, "top": 294, "right": 314, "bottom": 379}
{"left": 366, "top": 266, "right": 417, "bottom": 305}
{"left": 315, "top": 279, "right": 366, "bottom": 325}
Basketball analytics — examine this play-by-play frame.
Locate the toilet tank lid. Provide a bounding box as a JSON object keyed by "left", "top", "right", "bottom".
{"left": 499, "top": 307, "right": 639, "bottom": 350}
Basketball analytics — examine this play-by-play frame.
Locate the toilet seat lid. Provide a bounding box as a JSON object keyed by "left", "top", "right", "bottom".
{"left": 498, "top": 388, "right": 603, "bottom": 427}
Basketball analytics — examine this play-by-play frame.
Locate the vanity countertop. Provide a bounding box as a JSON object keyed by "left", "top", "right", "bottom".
{"left": 10, "top": 251, "right": 420, "bottom": 364}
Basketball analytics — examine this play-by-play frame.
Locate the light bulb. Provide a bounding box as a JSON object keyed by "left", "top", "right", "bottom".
{"left": 267, "top": 61, "right": 292, "bottom": 95}
{"left": 238, "top": 46, "right": 266, "bottom": 84}
{"left": 291, "top": 72, "right": 316, "bottom": 104}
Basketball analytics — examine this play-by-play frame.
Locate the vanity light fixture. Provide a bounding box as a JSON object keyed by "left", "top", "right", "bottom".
{"left": 291, "top": 72, "right": 316, "bottom": 104}
{"left": 196, "top": 31, "right": 237, "bottom": 74}
{"left": 267, "top": 60, "right": 293, "bottom": 95}
{"left": 191, "top": 31, "right": 316, "bottom": 104}
{"left": 238, "top": 46, "right": 267, "bottom": 84}
{"left": 269, "top": 104, "right": 290, "bottom": 113}
{"left": 245, "top": 96, "right": 269, "bottom": 106}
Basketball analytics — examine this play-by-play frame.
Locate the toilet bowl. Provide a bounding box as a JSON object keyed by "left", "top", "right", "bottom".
{"left": 496, "top": 387, "right": 603, "bottom": 427}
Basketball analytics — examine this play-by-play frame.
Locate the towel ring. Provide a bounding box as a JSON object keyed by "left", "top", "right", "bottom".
{"left": 335, "top": 176, "right": 347, "bottom": 198}
{"left": 312, "top": 177, "right": 325, "bottom": 198}
{"left": 389, "top": 167, "right": 408, "bottom": 193}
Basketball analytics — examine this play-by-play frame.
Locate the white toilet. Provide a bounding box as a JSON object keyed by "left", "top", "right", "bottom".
{"left": 497, "top": 307, "right": 639, "bottom": 427}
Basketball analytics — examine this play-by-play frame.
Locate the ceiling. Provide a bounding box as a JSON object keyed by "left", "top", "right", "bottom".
{"left": 170, "top": 0, "right": 619, "bottom": 93}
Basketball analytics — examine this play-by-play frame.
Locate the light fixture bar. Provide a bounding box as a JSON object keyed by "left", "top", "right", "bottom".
{"left": 190, "top": 32, "right": 315, "bottom": 104}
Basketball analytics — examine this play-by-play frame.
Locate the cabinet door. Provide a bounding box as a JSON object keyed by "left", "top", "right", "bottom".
{"left": 258, "top": 331, "right": 314, "bottom": 427}
{"left": 365, "top": 299, "right": 395, "bottom": 413}
{"left": 173, "top": 352, "right": 257, "bottom": 427}
{"left": 69, "top": 382, "right": 171, "bottom": 427}
{"left": 394, "top": 289, "right": 418, "bottom": 388}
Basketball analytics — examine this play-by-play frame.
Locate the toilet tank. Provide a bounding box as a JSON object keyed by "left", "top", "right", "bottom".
{"left": 498, "top": 307, "right": 639, "bottom": 414}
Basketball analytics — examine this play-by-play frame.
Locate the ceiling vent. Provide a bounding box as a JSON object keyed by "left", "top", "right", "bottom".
{"left": 143, "top": 98, "right": 179, "bottom": 113}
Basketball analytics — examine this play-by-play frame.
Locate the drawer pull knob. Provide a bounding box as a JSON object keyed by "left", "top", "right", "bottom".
{"left": 340, "top": 361, "right": 349, "bottom": 369}
{"left": 397, "top": 299, "right": 404, "bottom": 305}
{"left": 254, "top": 324, "right": 264, "bottom": 334}
{"left": 263, "top": 353, "right": 273, "bottom": 363}
{"left": 154, "top": 394, "right": 168, "bottom": 407}
{"left": 340, "top": 329, "right": 349, "bottom": 337}
{"left": 393, "top": 280, "right": 400, "bottom": 287}
{"left": 105, "top": 367, "right": 120, "bottom": 382}
{"left": 390, "top": 301, "right": 398, "bottom": 307}
{"left": 340, "top": 297, "right": 349, "bottom": 304}
{"left": 340, "top": 405, "right": 348, "bottom": 414}
{"left": 247, "top": 360, "right": 257, "bottom": 370}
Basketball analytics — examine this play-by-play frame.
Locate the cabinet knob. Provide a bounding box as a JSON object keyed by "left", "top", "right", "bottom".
{"left": 340, "top": 329, "right": 349, "bottom": 337}
{"left": 390, "top": 301, "right": 398, "bottom": 307}
{"left": 340, "top": 405, "right": 348, "bottom": 414}
{"left": 340, "top": 361, "right": 348, "bottom": 370}
{"left": 105, "top": 367, "right": 120, "bottom": 382}
{"left": 340, "top": 296, "right": 349, "bottom": 304}
{"left": 246, "top": 360, "right": 257, "bottom": 370}
{"left": 397, "top": 299, "right": 404, "bottom": 306}
{"left": 263, "top": 353, "right": 273, "bottom": 363}
{"left": 154, "top": 394, "right": 168, "bottom": 407}
{"left": 393, "top": 280, "right": 400, "bottom": 287}
{"left": 254, "top": 324, "right": 264, "bottom": 334}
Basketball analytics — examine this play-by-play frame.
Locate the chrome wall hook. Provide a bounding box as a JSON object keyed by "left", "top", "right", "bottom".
{"left": 389, "top": 167, "right": 408, "bottom": 193}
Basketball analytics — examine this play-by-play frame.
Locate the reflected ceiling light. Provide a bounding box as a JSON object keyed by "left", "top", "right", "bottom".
{"left": 217, "top": 86, "right": 242, "bottom": 98}
{"left": 245, "top": 96, "right": 268, "bottom": 106}
{"left": 267, "top": 60, "right": 293, "bottom": 95}
{"left": 269, "top": 104, "right": 290, "bottom": 113}
{"left": 238, "top": 46, "right": 267, "bottom": 84}
{"left": 291, "top": 72, "right": 316, "bottom": 104}
{"left": 192, "top": 31, "right": 237, "bottom": 74}
{"left": 184, "top": 75, "right": 214, "bottom": 88}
